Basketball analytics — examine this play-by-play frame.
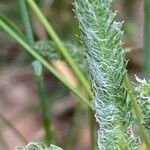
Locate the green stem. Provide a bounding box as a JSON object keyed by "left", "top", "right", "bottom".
{"left": 0, "top": 113, "right": 27, "bottom": 143}
{"left": 32, "top": 61, "right": 54, "bottom": 145}
{"left": 26, "top": 0, "right": 93, "bottom": 98}
{"left": 18, "top": 0, "right": 34, "bottom": 45}
{"left": 124, "top": 74, "right": 150, "bottom": 149}
{"left": 0, "top": 19, "right": 92, "bottom": 109}
{"left": 18, "top": 0, "right": 54, "bottom": 144}
{"left": 144, "top": 0, "right": 150, "bottom": 79}
{"left": 23, "top": 3, "right": 95, "bottom": 148}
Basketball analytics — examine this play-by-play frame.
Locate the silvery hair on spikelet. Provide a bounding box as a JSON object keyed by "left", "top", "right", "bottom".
{"left": 74, "top": 0, "right": 140, "bottom": 149}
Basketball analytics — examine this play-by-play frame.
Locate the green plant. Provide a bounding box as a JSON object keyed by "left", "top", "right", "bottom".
{"left": 0, "top": 0, "right": 150, "bottom": 150}
{"left": 0, "top": 113, "right": 27, "bottom": 144}
{"left": 135, "top": 76, "right": 150, "bottom": 135}
{"left": 16, "top": 142, "right": 62, "bottom": 150}
{"left": 74, "top": 0, "right": 150, "bottom": 149}
{"left": 0, "top": 15, "right": 92, "bottom": 107}
{"left": 32, "top": 61, "right": 55, "bottom": 144}
{"left": 34, "top": 41, "right": 86, "bottom": 74}
{"left": 26, "top": 0, "right": 93, "bottom": 98}
{"left": 0, "top": 0, "right": 94, "bottom": 149}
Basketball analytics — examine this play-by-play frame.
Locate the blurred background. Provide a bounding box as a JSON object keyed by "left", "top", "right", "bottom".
{"left": 0, "top": 0, "right": 144, "bottom": 149}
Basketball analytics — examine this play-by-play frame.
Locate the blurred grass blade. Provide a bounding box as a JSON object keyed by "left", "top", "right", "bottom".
{"left": 26, "top": 0, "right": 93, "bottom": 98}
{"left": 0, "top": 113, "right": 27, "bottom": 143}
{"left": 0, "top": 15, "right": 92, "bottom": 109}
{"left": 32, "top": 61, "right": 54, "bottom": 144}
{"left": 0, "top": 13, "right": 26, "bottom": 40}
{"left": 18, "top": 0, "right": 34, "bottom": 45}
{"left": 18, "top": 0, "right": 54, "bottom": 143}
{"left": 144, "top": 0, "right": 150, "bottom": 79}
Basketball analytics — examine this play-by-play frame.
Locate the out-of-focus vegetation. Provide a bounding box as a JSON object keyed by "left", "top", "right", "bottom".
{"left": 144, "top": 0, "right": 150, "bottom": 79}
{"left": 0, "top": 0, "right": 149, "bottom": 150}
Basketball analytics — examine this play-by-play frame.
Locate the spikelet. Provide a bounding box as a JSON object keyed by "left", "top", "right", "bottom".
{"left": 74, "top": 0, "right": 140, "bottom": 149}
{"left": 16, "top": 142, "right": 63, "bottom": 150}
{"left": 135, "top": 76, "right": 150, "bottom": 135}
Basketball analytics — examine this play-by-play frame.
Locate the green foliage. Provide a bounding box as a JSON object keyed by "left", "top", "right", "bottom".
{"left": 32, "top": 61, "right": 54, "bottom": 144}
{"left": 16, "top": 142, "right": 63, "bottom": 150}
{"left": 74, "top": 0, "right": 140, "bottom": 149}
{"left": 0, "top": 13, "right": 25, "bottom": 40}
{"left": 135, "top": 76, "right": 150, "bottom": 134}
{"left": 34, "top": 41, "right": 86, "bottom": 73}
{"left": 26, "top": 0, "right": 92, "bottom": 97}
{"left": 0, "top": 13, "right": 92, "bottom": 108}
{"left": 0, "top": 0, "right": 150, "bottom": 149}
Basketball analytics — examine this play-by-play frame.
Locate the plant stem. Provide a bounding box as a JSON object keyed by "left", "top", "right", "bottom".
{"left": 22, "top": 3, "right": 96, "bottom": 148}
{"left": 32, "top": 61, "right": 54, "bottom": 145}
{"left": 18, "top": 0, "right": 54, "bottom": 144}
{"left": 18, "top": 0, "right": 34, "bottom": 45}
{"left": 144, "top": 0, "right": 150, "bottom": 79}
{"left": 26, "top": 0, "right": 93, "bottom": 98}
{"left": 124, "top": 74, "right": 150, "bottom": 149}
{"left": 0, "top": 18, "right": 92, "bottom": 109}
{"left": 0, "top": 113, "right": 27, "bottom": 143}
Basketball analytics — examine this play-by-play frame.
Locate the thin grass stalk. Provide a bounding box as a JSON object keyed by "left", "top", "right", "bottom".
{"left": 18, "top": 0, "right": 54, "bottom": 143}
{"left": 144, "top": 0, "right": 150, "bottom": 79}
{"left": 25, "top": 3, "right": 96, "bottom": 148}
{"left": 18, "top": 0, "right": 34, "bottom": 45}
{"left": 26, "top": 0, "right": 93, "bottom": 98}
{"left": 32, "top": 61, "right": 54, "bottom": 145}
{"left": 0, "top": 18, "right": 92, "bottom": 109}
{"left": 0, "top": 113, "right": 27, "bottom": 143}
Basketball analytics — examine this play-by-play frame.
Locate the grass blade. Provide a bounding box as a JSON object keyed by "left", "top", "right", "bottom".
{"left": 0, "top": 13, "right": 26, "bottom": 40}
{"left": 0, "top": 113, "right": 27, "bottom": 143}
{"left": 18, "top": 0, "right": 34, "bottom": 45}
{"left": 32, "top": 61, "right": 54, "bottom": 144}
{"left": 18, "top": 0, "right": 54, "bottom": 143}
{"left": 0, "top": 16, "right": 92, "bottom": 109}
{"left": 26, "top": 0, "right": 93, "bottom": 98}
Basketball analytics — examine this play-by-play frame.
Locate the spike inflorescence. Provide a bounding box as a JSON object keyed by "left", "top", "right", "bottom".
{"left": 74, "top": 0, "right": 140, "bottom": 149}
